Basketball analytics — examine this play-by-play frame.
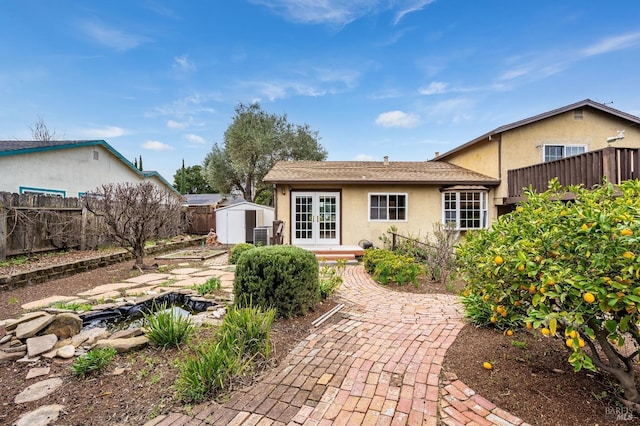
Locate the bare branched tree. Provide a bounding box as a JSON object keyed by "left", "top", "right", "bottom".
{"left": 82, "top": 182, "right": 185, "bottom": 267}
{"left": 30, "top": 117, "right": 57, "bottom": 141}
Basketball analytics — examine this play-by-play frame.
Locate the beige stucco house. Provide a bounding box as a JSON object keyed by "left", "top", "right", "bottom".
{"left": 264, "top": 99, "right": 640, "bottom": 247}
{"left": 0, "top": 140, "right": 177, "bottom": 197}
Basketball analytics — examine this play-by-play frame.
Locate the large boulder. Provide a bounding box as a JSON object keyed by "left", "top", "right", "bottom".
{"left": 43, "top": 313, "right": 82, "bottom": 339}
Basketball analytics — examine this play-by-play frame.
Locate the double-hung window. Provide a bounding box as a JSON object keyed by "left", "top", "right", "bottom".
{"left": 369, "top": 193, "right": 407, "bottom": 221}
{"left": 543, "top": 145, "right": 586, "bottom": 162}
{"left": 442, "top": 190, "right": 488, "bottom": 230}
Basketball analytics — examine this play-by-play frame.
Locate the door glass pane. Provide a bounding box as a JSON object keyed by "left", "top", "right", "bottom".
{"left": 295, "top": 196, "right": 313, "bottom": 239}
{"left": 318, "top": 196, "right": 337, "bottom": 240}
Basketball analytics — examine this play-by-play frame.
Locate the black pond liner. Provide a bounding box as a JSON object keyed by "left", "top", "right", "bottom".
{"left": 81, "top": 292, "right": 219, "bottom": 330}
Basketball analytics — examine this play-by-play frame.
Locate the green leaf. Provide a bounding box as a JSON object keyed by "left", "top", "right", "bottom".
{"left": 532, "top": 293, "right": 541, "bottom": 307}
{"left": 549, "top": 318, "right": 557, "bottom": 336}
{"left": 620, "top": 315, "right": 631, "bottom": 332}
{"left": 604, "top": 319, "right": 617, "bottom": 333}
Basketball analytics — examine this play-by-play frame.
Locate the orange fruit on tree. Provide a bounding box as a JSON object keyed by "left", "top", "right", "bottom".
{"left": 526, "top": 322, "right": 533, "bottom": 330}
{"left": 529, "top": 285, "right": 537, "bottom": 295}
{"left": 490, "top": 316, "right": 497, "bottom": 323}
{"left": 541, "top": 327, "right": 550, "bottom": 336}
{"left": 581, "top": 224, "right": 589, "bottom": 231}
{"left": 517, "top": 264, "right": 525, "bottom": 272}
{"left": 566, "top": 338, "right": 573, "bottom": 348}
{"left": 624, "top": 251, "right": 635, "bottom": 260}
{"left": 583, "top": 292, "right": 596, "bottom": 303}
{"left": 506, "top": 330, "right": 514, "bottom": 337}
{"left": 578, "top": 338, "right": 585, "bottom": 348}
{"left": 621, "top": 228, "right": 633, "bottom": 236}
{"left": 494, "top": 255, "right": 504, "bottom": 265}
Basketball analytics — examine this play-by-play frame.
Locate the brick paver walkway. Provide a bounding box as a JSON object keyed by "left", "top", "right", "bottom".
{"left": 146, "top": 265, "right": 528, "bottom": 426}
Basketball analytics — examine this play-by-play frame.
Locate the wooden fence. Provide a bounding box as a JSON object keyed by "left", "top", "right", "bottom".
{"left": 0, "top": 192, "right": 187, "bottom": 260}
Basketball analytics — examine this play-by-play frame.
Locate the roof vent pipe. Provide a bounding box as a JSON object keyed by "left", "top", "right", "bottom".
{"left": 383, "top": 155, "right": 389, "bottom": 166}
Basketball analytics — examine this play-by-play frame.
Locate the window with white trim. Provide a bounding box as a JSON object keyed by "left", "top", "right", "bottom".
{"left": 19, "top": 187, "right": 65, "bottom": 197}
{"left": 369, "top": 193, "right": 407, "bottom": 221}
{"left": 442, "top": 190, "right": 488, "bottom": 230}
{"left": 543, "top": 144, "right": 586, "bottom": 162}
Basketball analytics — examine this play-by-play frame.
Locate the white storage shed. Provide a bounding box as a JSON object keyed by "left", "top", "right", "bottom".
{"left": 215, "top": 202, "right": 275, "bottom": 245}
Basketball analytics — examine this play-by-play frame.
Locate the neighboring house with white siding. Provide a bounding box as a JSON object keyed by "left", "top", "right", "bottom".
{"left": 0, "top": 140, "right": 177, "bottom": 197}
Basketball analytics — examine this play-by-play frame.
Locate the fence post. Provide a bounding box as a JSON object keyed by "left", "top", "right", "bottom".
{"left": 392, "top": 232, "right": 397, "bottom": 251}
{"left": 80, "top": 206, "right": 88, "bottom": 250}
{"left": 0, "top": 203, "right": 6, "bottom": 261}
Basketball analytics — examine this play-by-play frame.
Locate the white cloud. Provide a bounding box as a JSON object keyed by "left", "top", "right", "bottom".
{"left": 418, "top": 81, "right": 449, "bottom": 95}
{"left": 77, "top": 126, "right": 128, "bottom": 139}
{"left": 375, "top": 110, "right": 420, "bottom": 128}
{"left": 167, "top": 119, "right": 187, "bottom": 129}
{"left": 78, "top": 20, "right": 149, "bottom": 51}
{"left": 354, "top": 153, "right": 374, "bottom": 161}
{"left": 582, "top": 32, "right": 640, "bottom": 57}
{"left": 143, "top": 140, "right": 174, "bottom": 151}
{"left": 185, "top": 134, "right": 206, "bottom": 144}
{"left": 173, "top": 55, "right": 196, "bottom": 72}
{"left": 250, "top": 0, "right": 434, "bottom": 27}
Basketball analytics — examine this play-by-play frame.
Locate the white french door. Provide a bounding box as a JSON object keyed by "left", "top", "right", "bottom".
{"left": 292, "top": 192, "right": 340, "bottom": 246}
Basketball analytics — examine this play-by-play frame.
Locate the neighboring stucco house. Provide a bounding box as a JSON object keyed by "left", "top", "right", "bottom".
{"left": 0, "top": 140, "right": 177, "bottom": 197}
{"left": 264, "top": 99, "right": 640, "bottom": 247}
{"left": 435, "top": 99, "right": 640, "bottom": 216}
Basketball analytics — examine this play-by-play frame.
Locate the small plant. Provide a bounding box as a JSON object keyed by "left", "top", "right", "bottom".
{"left": 511, "top": 340, "right": 528, "bottom": 349}
{"left": 50, "top": 301, "right": 93, "bottom": 312}
{"left": 192, "top": 276, "right": 221, "bottom": 296}
{"left": 8, "top": 297, "right": 19, "bottom": 305}
{"left": 143, "top": 302, "right": 194, "bottom": 348}
{"left": 157, "top": 278, "right": 177, "bottom": 287}
{"left": 72, "top": 347, "right": 117, "bottom": 377}
{"left": 362, "top": 248, "right": 422, "bottom": 286}
{"left": 318, "top": 259, "right": 346, "bottom": 299}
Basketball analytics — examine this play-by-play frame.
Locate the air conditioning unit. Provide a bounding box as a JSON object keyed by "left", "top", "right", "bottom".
{"left": 253, "top": 226, "right": 272, "bottom": 246}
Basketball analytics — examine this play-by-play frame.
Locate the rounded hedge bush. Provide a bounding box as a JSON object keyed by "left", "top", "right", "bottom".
{"left": 229, "top": 243, "right": 255, "bottom": 264}
{"left": 233, "top": 245, "right": 319, "bottom": 319}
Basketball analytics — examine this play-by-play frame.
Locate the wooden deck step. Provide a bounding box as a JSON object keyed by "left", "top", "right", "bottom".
{"left": 314, "top": 253, "right": 356, "bottom": 261}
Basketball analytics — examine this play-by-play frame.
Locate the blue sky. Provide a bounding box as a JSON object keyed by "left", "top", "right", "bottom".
{"left": 2, "top": 1, "right": 639, "bottom": 183}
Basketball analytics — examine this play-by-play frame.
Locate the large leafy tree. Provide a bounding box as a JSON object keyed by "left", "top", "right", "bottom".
{"left": 173, "top": 163, "right": 215, "bottom": 194}
{"left": 203, "top": 103, "right": 327, "bottom": 203}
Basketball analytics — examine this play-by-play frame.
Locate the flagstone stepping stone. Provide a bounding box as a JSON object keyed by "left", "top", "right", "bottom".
{"left": 43, "top": 313, "right": 82, "bottom": 339}
{"left": 21, "top": 295, "right": 78, "bottom": 311}
{"left": 109, "top": 328, "right": 144, "bottom": 340}
{"left": 56, "top": 344, "right": 76, "bottom": 359}
{"left": 13, "top": 404, "right": 65, "bottom": 426}
{"left": 16, "top": 354, "right": 41, "bottom": 363}
{"left": 71, "top": 327, "right": 110, "bottom": 347}
{"left": 191, "top": 269, "right": 224, "bottom": 277}
{"left": 0, "top": 350, "right": 26, "bottom": 363}
{"left": 26, "top": 334, "right": 58, "bottom": 357}
{"left": 169, "top": 267, "right": 202, "bottom": 275}
{"left": 14, "top": 378, "right": 63, "bottom": 403}
{"left": 26, "top": 366, "right": 50, "bottom": 379}
{"left": 123, "top": 285, "right": 158, "bottom": 296}
{"left": 5, "top": 311, "right": 49, "bottom": 331}
{"left": 124, "top": 273, "right": 171, "bottom": 284}
{"left": 93, "top": 335, "right": 149, "bottom": 353}
{"left": 0, "top": 334, "right": 11, "bottom": 344}
{"left": 76, "top": 282, "right": 142, "bottom": 297}
{"left": 171, "top": 277, "right": 209, "bottom": 287}
{"left": 86, "top": 291, "right": 122, "bottom": 301}
{"left": 15, "top": 314, "right": 55, "bottom": 339}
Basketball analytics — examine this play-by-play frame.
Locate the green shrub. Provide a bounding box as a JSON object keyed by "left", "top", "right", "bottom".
{"left": 234, "top": 246, "right": 319, "bottom": 318}
{"left": 363, "top": 248, "right": 423, "bottom": 286}
{"left": 192, "top": 276, "right": 221, "bottom": 296}
{"left": 174, "top": 304, "right": 275, "bottom": 402}
{"left": 229, "top": 243, "right": 255, "bottom": 264}
{"left": 456, "top": 178, "right": 640, "bottom": 404}
{"left": 143, "top": 303, "right": 194, "bottom": 348}
{"left": 50, "top": 301, "right": 93, "bottom": 312}
{"left": 72, "top": 347, "right": 117, "bottom": 377}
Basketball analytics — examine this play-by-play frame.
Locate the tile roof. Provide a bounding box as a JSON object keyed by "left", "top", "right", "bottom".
{"left": 264, "top": 160, "right": 499, "bottom": 185}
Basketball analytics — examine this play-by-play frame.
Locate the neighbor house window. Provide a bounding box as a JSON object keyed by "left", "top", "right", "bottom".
{"left": 19, "top": 187, "right": 65, "bottom": 197}
{"left": 543, "top": 145, "right": 586, "bottom": 162}
{"left": 369, "top": 193, "right": 407, "bottom": 221}
{"left": 442, "top": 190, "right": 488, "bottom": 230}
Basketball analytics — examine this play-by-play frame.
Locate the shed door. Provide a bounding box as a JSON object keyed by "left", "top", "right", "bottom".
{"left": 292, "top": 192, "right": 340, "bottom": 246}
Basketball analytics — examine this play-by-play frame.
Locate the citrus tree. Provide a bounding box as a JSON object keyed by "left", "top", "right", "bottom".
{"left": 457, "top": 178, "right": 640, "bottom": 408}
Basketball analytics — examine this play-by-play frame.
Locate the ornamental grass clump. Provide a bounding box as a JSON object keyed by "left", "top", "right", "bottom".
{"left": 72, "top": 347, "right": 117, "bottom": 377}
{"left": 143, "top": 302, "right": 194, "bottom": 348}
{"left": 174, "top": 304, "right": 275, "bottom": 402}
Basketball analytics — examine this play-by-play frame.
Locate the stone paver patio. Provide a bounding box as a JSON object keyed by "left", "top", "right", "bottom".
{"left": 145, "top": 265, "right": 531, "bottom": 426}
